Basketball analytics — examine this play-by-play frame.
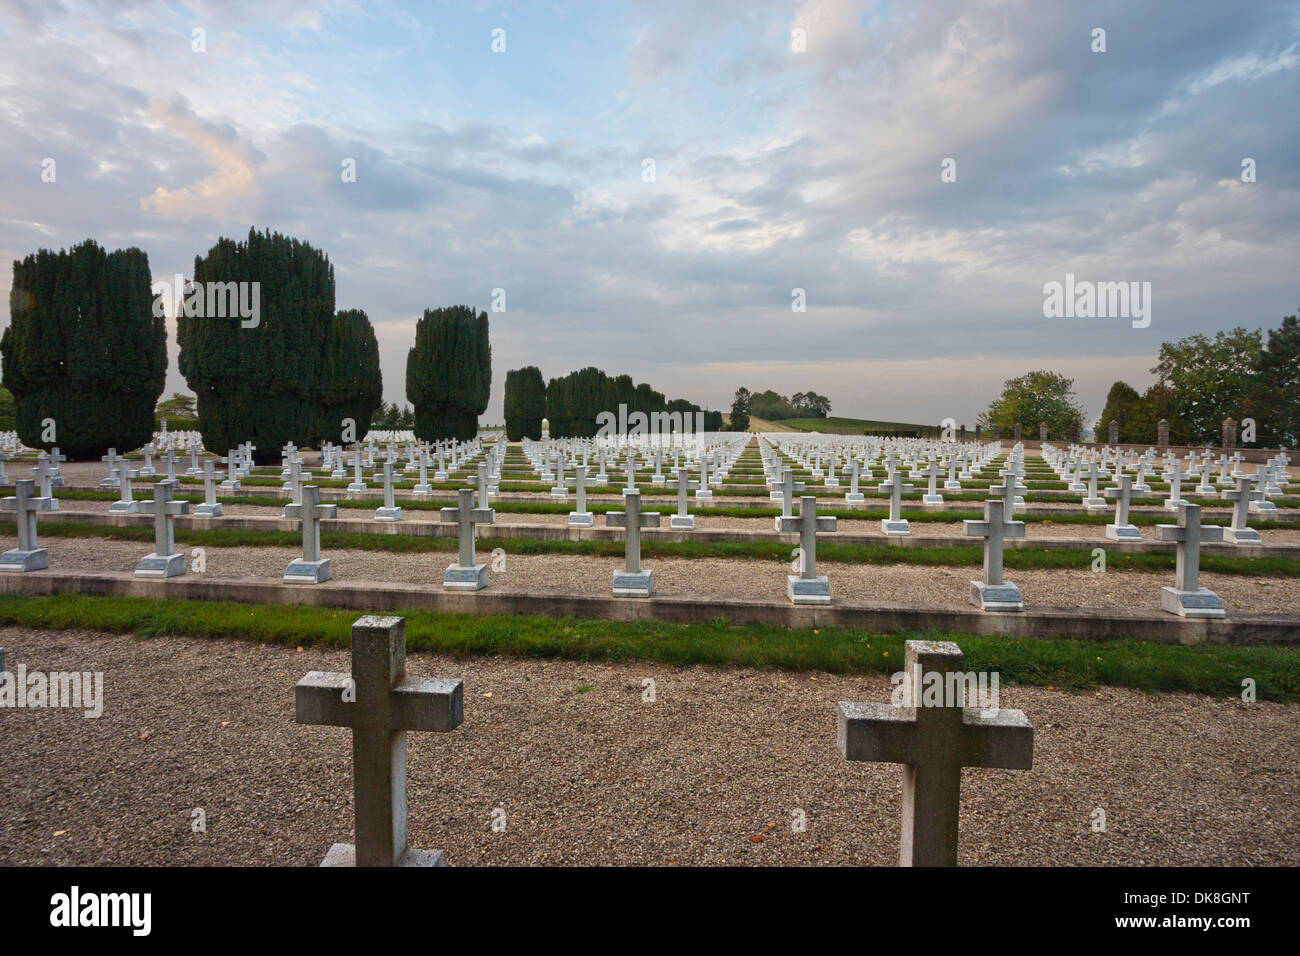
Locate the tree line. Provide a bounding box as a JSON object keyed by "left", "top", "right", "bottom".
{"left": 0, "top": 231, "right": 491, "bottom": 461}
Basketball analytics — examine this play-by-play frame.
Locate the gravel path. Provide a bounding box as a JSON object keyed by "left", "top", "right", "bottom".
{"left": 0, "top": 628, "right": 1294, "bottom": 866}
{"left": 7, "top": 534, "right": 1296, "bottom": 612}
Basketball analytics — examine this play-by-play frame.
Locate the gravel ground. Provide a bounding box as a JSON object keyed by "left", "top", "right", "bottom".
{"left": 43, "top": 498, "right": 1300, "bottom": 543}
{"left": 6, "top": 533, "right": 1296, "bottom": 612}
{"left": 0, "top": 627, "right": 1294, "bottom": 866}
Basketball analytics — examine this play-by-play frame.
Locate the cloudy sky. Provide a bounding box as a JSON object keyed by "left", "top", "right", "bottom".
{"left": 2, "top": 0, "right": 1297, "bottom": 427}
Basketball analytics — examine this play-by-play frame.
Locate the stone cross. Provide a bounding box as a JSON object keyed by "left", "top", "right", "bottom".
{"left": 606, "top": 489, "right": 660, "bottom": 597}
{"left": 163, "top": 449, "right": 179, "bottom": 483}
{"left": 551, "top": 455, "right": 569, "bottom": 499}
{"left": 777, "top": 495, "right": 836, "bottom": 604}
{"left": 100, "top": 448, "right": 121, "bottom": 487}
{"left": 187, "top": 445, "right": 203, "bottom": 476}
{"left": 878, "top": 472, "right": 914, "bottom": 535}
{"left": 46, "top": 447, "right": 67, "bottom": 485}
{"left": 295, "top": 615, "right": 463, "bottom": 866}
{"left": 440, "top": 487, "right": 494, "bottom": 590}
{"left": 772, "top": 467, "right": 806, "bottom": 522}
{"left": 845, "top": 459, "right": 866, "bottom": 502}
{"left": 837, "top": 640, "right": 1033, "bottom": 866}
{"left": 565, "top": 465, "right": 598, "bottom": 527}
{"left": 195, "top": 459, "right": 223, "bottom": 517}
{"left": 989, "top": 471, "right": 1026, "bottom": 517}
{"left": 920, "top": 459, "right": 944, "bottom": 506}
{"left": 284, "top": 485, "right": 338, "bottom": 584}
{"left": 1103, "top": 474, "right": 1141, "bottom": 540}
{"left": 1164, "top": 458, "right": 1189, "bottom": 511}
{"left": 1221, "top": 475, "right": 1262, "bottom": 544}
{"left": 476, "top": 462, "right": 492, "bottom": 509}
{"left": 666, "top": 467, "right": 698, "bottom": 530}
{"left": 31, "top": 455, "right": 59, "bottom": 506}
{"left": 1080, "top": 459, "right": 1106, "bottom": 510}
{"left": 1155, "top": 504, "right": 1225, "bottom": 617}
{"left": 109, "top": 465, "right": 138, "bottom": 514}
{"left": 0, "top": 449, "right": 10, "bottom": 488}
{"left": 963, "top": 498, "right": 1026, "bottom": 611}
{"left": 694, "top": 455, "right": 713, "bottom": 500}
{"left": 375, "top": 460, "right": 402, "bottom": 521}
{"left": 622, "top": 456, "right": 637, "bottom": 497}
{"left": 0, "top": 478, "right": 54, "bottom": 571}
{"left": 135, "top": 479, "right": 189, "bottom": 578}
{"left": 347, "top": 445, "right": 368, "bottom": 493}
{"left": 220, "top": 450, "right": 241, "bottom": 490}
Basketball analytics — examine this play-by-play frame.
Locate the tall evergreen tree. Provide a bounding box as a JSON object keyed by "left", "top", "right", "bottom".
{"left": 177, "top": 228, "right": 335, "bottom": 463}
{"left": 1246, "top": 312, "right": 1300, "bottom": 448}
{"left": 1, "top": 239, "right": 165, "bottom": 460}
{"left": 313, "top": 308, "right": 382, "bottom": 444}
{"left": 503, "top": 366, "right": 546, "bottom": 440}
{"left": 405, "top": 305, "right": 491, "bottom": 441}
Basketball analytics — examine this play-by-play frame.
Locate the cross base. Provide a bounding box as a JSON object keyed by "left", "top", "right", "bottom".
{"left": 1224, "top": 527, "right": 1260, "bottom": 545}
{"left": 98, "top": 477, "right": 119, "bottom": 488}
{"left": 346, "top": 482, "right": 367, "bottom": 492}
{"left": 135, "top": 552, "right": 185, "bottom": 578}
{"left": 652, "top": 474, "right": 666, "bottom": 484}
{"left": 922, "top": 494, "right": 944, "bottom": 506}
{"left": 285, "top": 558, "right": 332, "bottom": 584}
{"left": 1105, "top": 523, "right": 1142, "bottom": 541}
{"left": 613, "top": 568, "right": 653, "bottom": 598}
{"left": 413, "top": 483, "right": 432, "bottom": 494}
{"left": 1249, "top": 501, "right": 1278, "bottom": 515}
{"left": 694, "top": 489, "right": 713, "bottom": 500}
{"left": 1068, "top": 482, "right": 1086, "bottom": 492}
{"left": 787, "top": 574, "right": 830, "bottom": 605}
{"left": 1161, "top": 586, "right": 1225, "bottom": 618}
{"left": 108, "top": 501, "right": 140, "bottom": 515}
{"left": 970, "top": 580, "right": 1023, "bottom": 612}
{"left": 550, "top": 488, "right": 568, "bottom": 499}
{"left": 945, "top": 480, "right": 963, "bottom": 490}
{"left": 320, "top": 843, "right": 445, "bottom": 868}
{"left": 331, "top": 469, "right": 347, "bottom": 479}
{"left": 220, "top": 479, "right": 241, "bottom": 490}
{"left": 670, "top": 514, "right": 695, "bottom": 530}
{"left": 444, "top": 563, "right": 488, "bottom": 590}
{"left": 186, "top": 467, "right": 202, "bottom": 476}
{"left": 0, "top": 548, "right": 48, "bottom": 573}
{"left": 1133, "top": 483, "right": 1151, "bottom": 493}
{"left": 433, "top": 471, "right": 448, "bottom": 481}
{"left": 1083, "top": 498, "right": 1107, "bottom": 512}
{"left": 194, "top": 502, "right": 223, "bottom": 518}
{"left": 374, "top": 506, "right": 403, "bottom": 521}
{"left": 881, "top": 518, "right": 911, "bottom": 535}
{"left": 568, "top": 511, "right": 594, "bottom": 527}
{"left": 1163, "top": 498, "right": 1189, "bottom": 511}
{"left": 825, "top": 478, "right": 839, "bottom": 487}
{"left": 137, "top": 467, "right": 156, "bottom": 477}
{"left": 844, "top": 492, "right": 865, "bottom": 503}
{"left": 769, "top": 490, "right": 784, "bottom": 500}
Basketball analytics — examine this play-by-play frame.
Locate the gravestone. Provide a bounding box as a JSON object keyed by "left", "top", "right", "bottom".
{"left": 1155, "top": 504, "right": 1225, "bottom": 617}
{"left": 878, "top": 472, "right": 914, "bottom": 535}
{"left": 194, "top": 460, "right": 223, "bottom": 517}
{"left": 667, "top": 468, "right": 697, "bottom": 530}
{"left": 440, "top": 488, "right": 494, "bottom": 591}
{"left": 374, "top": 461, "right": 402, "bottom": 521}
{"left": 837, "top": 640, "right": 1033, "bottom": 866}
{"left": 108, "top": 467, "right": 139, "bottom": 515}
{"left": 135, "top": 480, "right": 189, "bottom": 578}
{"left": 1221, "top": 475, "right": 1262, "bottom": 544}
{"left": 606, "top": 489, "right": 660, "bottom": 598}
{"left": 220, "top": 450, "right": 241, "bottom": 490}
{"left": 296, "top": 615, "right": 463, "bottom": 866}
{"left": 772, "top": 468, "right": 806, "bottom": 528}
{"left": 284, "top": 485, "right": 338, "bottom": 584}
{"left": 963, "top": 499, "right": 1026, "bottom": 611}
{"left": 566, "top": 465, "right": 597, "bottom": 527}
{"left": 1104, "top": 474, "right": 1141, "bottom": 541}
{"left": 777, "top": 495, "right": 836, "bottom": 605}
{"left": 920, "top": 459, "right": 944, "bottom": 506}
{"left": 0, "top": 479, "right": 54, "bottom": 572}
{"left": 845, "top": 459, "right": 866, "bottom": 502}
{"left": 1163, "top": 459, "right": 1189, "bottom": 512}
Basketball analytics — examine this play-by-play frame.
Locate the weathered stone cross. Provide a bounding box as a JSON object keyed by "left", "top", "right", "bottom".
{"left": 838, "top": 639, "right": 1034, "bottom": 866}
{"left": 135, "top": 479, "right": 189, "bottom": 578}
{"left": 0, "top": 478, "right": 54, "bottom": 572}
{"left": 565, "top": 465, "right": 597, "bottom": 527}
{"left": 440, "top": 487, "right": 494, "bottom": 590}
{"left": 606, "top": 488, "right": 660, "bottom": 597}
{"left": 374, "top": 460, "right": 402, "bottom": 521}
{"left": 283, "top": 485, "right": 338, "bottom": 584}
{"left": 1221, "top": 475, "right": 1262, "bottom": 544}
{"left": 220, "top": 450, "right": 241, "bottom": 490}
{"left": 195, "top": 459, "right": 223, "bottom": 517}
{"left": 1104, "top": 474, "right": 1141, "bottom": 541}
{"left": 963, "top": 498, "right": 1026, "bottom": 611}
{"left": 295, "top": 615, "right": 463, "bottom": 866}
{"left": 777, "top": 495, "right": 836, "bottom": 604}
{"left": 878, "top": 472, "right": 914, "bottom": 535}
{"left": 109, "top": 465, "right": 138, "bottom": 514}
{"left": 772, "top": 467, "right": 806, "bottom": 526}
{"left": 1155, "top": 503, "right": 1225, "bottom": 617}
{"left": 666, "top": 467, "right": 698, "bottom": 530}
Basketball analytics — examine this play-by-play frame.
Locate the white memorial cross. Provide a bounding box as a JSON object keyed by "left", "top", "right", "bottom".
{"left": 606, "top": 489, "right": 660, "bottom": 597}
{"left": 99, "top": 448, "right": 121, "bottom": 487}
{"left": 777, "top": 495, "right": 836, "bottom": 604}
{"left": 31, "top": 456, "right": 60, "bottom": 509}
{"left": 109, "top": 465, "right": 138, "bottom": 514}
{"left": 1164, "top": 458, "right": 1189, "bottom": 511}
{"left": 1220, "top": 475, "right": 1262, "bottom": 544}
{"left": 295, "top": 615, "right": 463, "bottom": 866}
{"left": 194, "top": 459, "right": 223, "bottom": 517}
{"left": 1155, "top": 504, "right": 1225, "bottom": 617}
{"left": 1080, "top": 459, "right": 1106, "bottom": 510}
{"left": 837, "top": 640, "right": 1033, "bottom": 867}
{"left": 845, "top": 459, "right": 865, "bottom": 503}
{"left": 440, "top": 488, "right": 494, "bottom": 590}
{"left": 375, "top": 460, "right": 402, "bottom": 521}
{"left": 135, "top": 479, "right": 189, "bottom": 578}
{"left": 878, "top": 472, "right": 914, "bottom": 535}
{"left": 565, "top": 465, "right": 598, "bottom": 527}
{"left": 666, "top": 467, "right": 698, "bottom": 530}
{"left": 920, "top": 459, "right": 944, "bottom": 506}
{"left": 284, "top": 485, "right": 338, "bottom": 584}
{"left": 0, "top": 478, "right": 55, "bottom": 571}
{"left": 347, "top": 445, "right": 368, "bottom": 493}
{"left": 220, "top": 450, "right": 241, "bottom": 490}
{"left": 772, "top": 467, "right": 806, "bottom": 523}
{"left": 963, "top": 498, "right": 1026, "bottom": 611}
{"left": 1104, "top": 474, "right": 1141, "bottom": 541}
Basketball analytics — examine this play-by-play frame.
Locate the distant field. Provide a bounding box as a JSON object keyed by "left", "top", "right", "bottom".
{"left": 772, "top": 416, "right": 932, "bottom": 435}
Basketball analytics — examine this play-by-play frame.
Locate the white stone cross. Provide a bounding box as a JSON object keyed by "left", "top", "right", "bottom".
{"left": 440, "top": 487, "right": 494, "bottom": 590}
{"left": 1104, "top": 474, "right": 1141, "bottom": 540}
{"left": 772, "top": 467, "right": 806, "bottom": 519}
{"left": 963, "top": 498, "right": 1026, "bottom": 610}
{"left": 195, "top": 459, "right": 223, "bottom": 517}
{"left": 347, "top": 444, "right": 368, "bottom": 493}
{"left": 777, "top": 495, "right": 836, "bottom": 604}
{"left": 0, "top": 478, "right": 55, "bottom": 571}
{"left": 565, "top": 465, "right": 598, "bottom": 527}
{"left": 220, "top": 450, "right": 241, "bottom": 489}
{"left": 666, "top": 467, "right": 698, "bottom": 530}
{"left": 109, "top": 465, "right": 138, "bottom": 514}
{"left": 1080, "top": 459, "right": 1106, "bottom": 509}
{"left": 920, "top": 459, "right": 944, "bottom": 506}
{"left": 135, "top": 479, "right": 189, "bottom": 577}
{"left": 1155, "top": 503, "right": 1225, "bottom": 617}
{"left": 1164, "top": 458, "right": 1189, "bottom": 511}
{"left": 284, "top": 485, "right": 338, "bottom": 584}
{"left": 878, "top": 472, "right": 914, "bottom": 535}
{"left": 606, "top": 489, "right": 660, "bottom": 596}
{"left": 838, "top": 640, "right": 1033, "bottom": 866}
{"left": 375, "top": 460, "right": 402, "bottom": 521}
{"left": 295, "top": 615, "right": 463, "bottom": 866}
{"left": 1221, "top": 474, "right": 1262, "bottom": 544}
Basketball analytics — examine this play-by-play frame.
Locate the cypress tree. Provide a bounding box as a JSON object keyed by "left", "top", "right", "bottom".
{"left": 405, "top": 305, "right": 491, "bottom": 441}
{"left": 177, "top": 228, "right": 335, "bottom": 463}
{"left": 313, "top": 308, "right": 382, "bottom": 444}
{"left": 503, "top": 366, "right": 546, "bottom": 440}
{"left": 1, "top": 239, "right": 165, "bottom": 460}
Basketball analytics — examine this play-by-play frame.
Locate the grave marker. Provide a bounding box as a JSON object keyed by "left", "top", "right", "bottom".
{"left": 440, "top": 488, "right": 494, "bottom": 591}
{"left": 777, "top": 495, "right": 837, "bottom": 605}
{"left": 606, "top": 489, "right": 660, "bottom": 598}
{"left": 135, "top": 479, "right": 189, "bottom": 578}
{"left": 284, "top": 485, "right": 338, "bottom": 584}
{"left": 1155, "top": 504, "right": 1225, "bottom": 617}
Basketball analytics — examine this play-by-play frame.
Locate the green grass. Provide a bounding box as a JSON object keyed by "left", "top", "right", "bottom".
{"left": 774, "top": 416, "right": 934, "bottom": 435}
{"left": 32, "top": 519, "right": 1300, "bottom": 576}
{"left": 0, "top": 592, "right": 1295, "bottom": 701}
